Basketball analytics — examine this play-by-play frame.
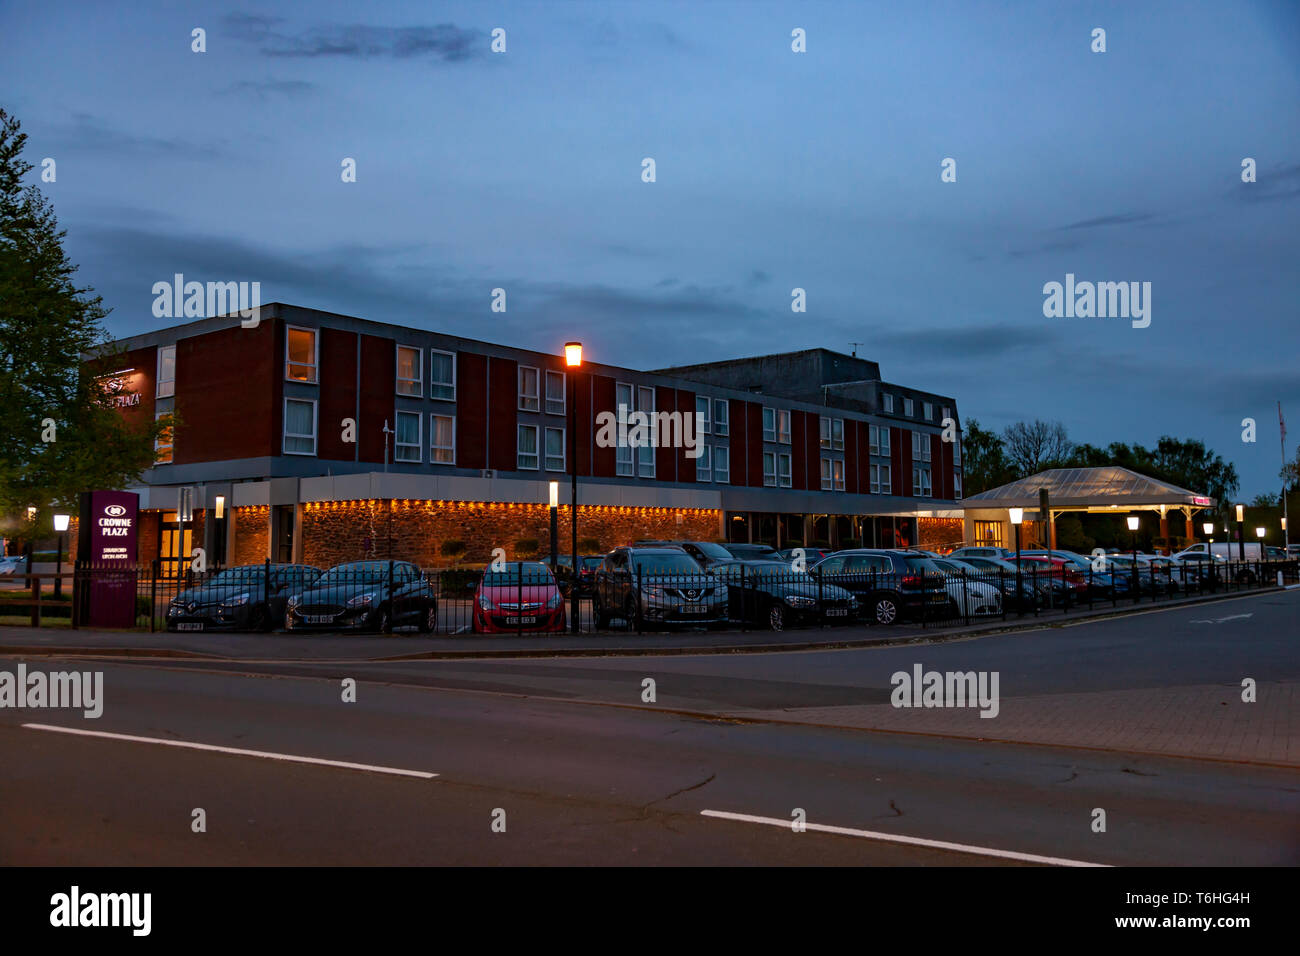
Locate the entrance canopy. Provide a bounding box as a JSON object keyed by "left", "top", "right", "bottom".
{"left": 963, "top": 466, "right": 1214, "bottom": 512}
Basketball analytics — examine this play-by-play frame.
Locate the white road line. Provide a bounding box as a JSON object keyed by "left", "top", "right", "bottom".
{"left": 22, "top": 723, "right": 438, "bottom": 779}
{"left": 700, "top": 809, "right": 1109, "bottom": 867}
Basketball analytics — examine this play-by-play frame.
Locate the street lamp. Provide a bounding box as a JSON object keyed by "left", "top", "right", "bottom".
{"left": 1235, "top": 503, "right": 1245, "bottom": 561}
{"left": 564, "top": 342, "right": 582, "bottom": 633}
{"left": 1009, "top": 508, "right": 1023, "bottom": 613}
{"left": 1203, "top": 520, "right": 1216, "bottom": 590}
{"left": 548, "top": 480, "right": 559, "bottom": 579}
{"left": 1127, "top": 515, "right": 1140, "bottom": 603}
{"left": 52, "top": 513, "right": 70, "bottom": 599}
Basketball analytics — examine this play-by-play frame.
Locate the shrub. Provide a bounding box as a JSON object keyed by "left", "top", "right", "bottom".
{"left": 578, "top": 537, "right": 601, "bottom": 553}
{"left": 440, "top": 539, "right": 466, "bottom": 558}
{"left": 437, "top": 568, "right": 481, "bottom": 596}
{"left": 513, "top": 538, "right": 540, "bottom": 557}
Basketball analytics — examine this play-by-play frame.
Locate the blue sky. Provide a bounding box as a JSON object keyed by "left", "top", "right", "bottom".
{"left": 3, "top": 0, "right": 1297, "bottom": 495}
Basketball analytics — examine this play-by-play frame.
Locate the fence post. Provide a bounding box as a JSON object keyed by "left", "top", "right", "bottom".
{"left": 634, "top": 563, "right": 643, "bottom": 635}
{"left": 386, "top": 560, "right": 395, "bottom": 634}
{"left": 151, "top": 559, "right": 159, "bottom": 632}
{"left": 817, "top": 564, "right": 824, "bottom": 629}
{"left": 516, "top": 559, "right": 523, "bottom": 638}
{"left": 31, "top": 573, "right": 41, "bottom": 627}
{"left": 999, "top": 566, "right": 1007, "bottom": 621}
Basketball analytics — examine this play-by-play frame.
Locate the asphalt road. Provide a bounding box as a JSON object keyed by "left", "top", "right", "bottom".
{"left": 2, "top": 589, "right": 1296, "bottom": 865}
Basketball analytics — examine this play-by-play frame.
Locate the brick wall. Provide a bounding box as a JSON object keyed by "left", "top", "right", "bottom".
{"left": 233, "top": 506, "right": 270, "bottom": 565}
{"left": 299, "top": 500, "right": 722, "bottom": 569}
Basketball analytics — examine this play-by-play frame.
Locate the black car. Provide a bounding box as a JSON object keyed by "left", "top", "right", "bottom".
{"left": 774, "top": 547, "right": 831, "bottom": 567}
{"left": 548, "top": 554, "right": 605, "bottom": 596}
{"left": 708, "top": 560, "right": 857, "bottom": 630}
{"left": 810, "top": 549, "right": 948, "bottom": 624}
{"left": 166, "top": 563, "right": 322, "bottom": 632}
{"left": 723, "top": 543, "right": 781, "bottom": 561}
{"left": 635, "top": 539, "right": 735, "bottom": 569}
{"left": 285, "top": 560, "right": 438, "bottom": 632}
{"left": 592, "top": 547, "right": 729, "bottom": 629}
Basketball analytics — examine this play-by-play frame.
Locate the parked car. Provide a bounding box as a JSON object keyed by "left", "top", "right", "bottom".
{"left": 774, "top": 547, "right": 831, "bottom": 567}
{"left": 722, "top": 542, "right": 781, "bottom": 561}
{"left": 0, "top": 555, "right": 24, "bottom": 576}
{"left": 948, "top": 546, "right": 1014, "bottom": 561}
{"left": 166, "top": 563, "right": 322, "bottom": 632}
{"left": 548, "top": 554, "right": 605, "bottom": 596}
{"left": 473, "top": 561, "right": 566, "bottom": 633}
{"left": 1009, "top": 555, "right": 1090, "bottom": 604}
{"left": 945, "top": 555, "right": 1047, "bottom": 611}
{"left": 1020, "top": 549, "right": 1129, "bottom": 598}
{"left": 285, "top": 560, "right": 438, "bottom": 632}
{"left": 1103, "top": 554, "right": 1167, "bottom": 594}
{"left": 809, "top": 549, "right": 949, "bottom": 625}
{"left": 592, "top": 546, "right": 729, "bottom": 629}
{"left": 707, "top": 559, "right": 857, "bottom": 630}
{"left": 1176, "top": 541, "right": 1264, "bottom": 562}
{"left": 634, "top": 539, "right": 735, "bottom": 569}
{"left": 928, "top": 558, "right": 1004, "bottom": 617}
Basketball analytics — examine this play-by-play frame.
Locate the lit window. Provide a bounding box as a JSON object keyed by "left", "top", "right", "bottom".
{"left": 283, "top": 398, "right": 317, "bottom": 455}
{"left": 714, "top": 445, "right": 730, "bottom": 484}
{"left": 156, "top": 345, "right": 176, "bottom": 399}
{"left": 394, "top": 411, "right": 422, "bottom": 462}
{"left": 517, "top": 424, "right": 539, "bottom": 470}
{"left": 833, "top": 459, "right": 845, "bottom": 491}
{"left": 396, "top": 346, "right": 422, "bottom": 396}
{"left": 285, "top": 327, "right": 317, "bottom": 383}
{"left": 777, "top": 409, "right": 791, "bottom": 444}
{"left": 518, "top": 366, "right": 539, "bottom": 412}
{"left": 431, "top": 415, "right": 455, "bottom": 464}
{"left": 545, "top": 370, "right": 565, "bottom": 415}
{"left": 544, "top": 426, "right": 565, "bottom": 471}
{"left": 714, "top": 399, "right": 729, "bottom": 436}
{"left": 430, "top": 350, "right": 456, "bottom": 401}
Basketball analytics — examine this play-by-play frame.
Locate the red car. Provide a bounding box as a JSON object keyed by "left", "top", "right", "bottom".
{"left": 1011, "top": 555, "right": 1089, "bottom": 601}
{"left": 473, "top": 561, "right": 567, "bottom": 633}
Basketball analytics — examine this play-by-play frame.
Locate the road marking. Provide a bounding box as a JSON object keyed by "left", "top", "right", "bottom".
{"left": 700, "top": 809, "right": 1110, "bottom": 866}
{"left": 22, "top": 723, "right": 438, "bottom": 779}
{"left": 1190, "top": 612, "right": 1254, "bottom": 624}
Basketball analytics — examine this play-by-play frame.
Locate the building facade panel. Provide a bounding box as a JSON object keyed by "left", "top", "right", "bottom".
{"left": 356, "top": 333, "right": 393, "bottom": 463}
{"left": 318, "top": 327, "right": 358, "bottom": 463}
{"left": 487, "top": 355, "right": 517, "bottom": 473}
{"left": 456, "top": 351, "right": 488, "bottom": 470}
{"left": 174, "top": 323, "right": 276, "bottom": 464}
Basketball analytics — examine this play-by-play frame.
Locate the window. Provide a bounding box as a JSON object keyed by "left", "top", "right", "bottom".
{"left": 903, "top": 397, "right": 914, "bottom": 417}
{"left": 697, "top": 445, "right": 712, "bottom": 482}
{"left": 283, "top": 398, "right": 317, "bottom": 455}
{"left": 833, "top": 459, "right": 845, "bottom": 491}
{"left": 430, "top": 349, "right": 456, "bottom": 401}
{"left": 870, "top": 462, "right": 892, "bottom": 494}
{"left": 763, "top": 451, "right": 776, "bottom": 487}
{"left": 637, "top": 386, "right": 655, "bottom": 477}
{"left": 777, "top": 409, "right": 791, "bottom": 444}
{"left": 831, "top": 418, "right": 844, "bottom": 450}
{"left": 153, "top": 400, "right": 173, "bottom": 464}
{"left": 974, "top": 520, "right": 1004, "bottom": 548}
{"left": 616, "top": 383, "right": 634, "bottom": 476}
{"left": 285, "top": 327, "right": 317, "bottom": 383}
{"left": 714, "top": 399, "right": 729, "bottom": 436}
{"left": 820, "top": 417, "right": 831, "bottom": 448}
{"left": 544, "top": 426, "right": 565, "bottom": 471}
{"left": 394, "top": 411, "right": 421, "bottom": 462}
{"left": 762, "top": 407, "right": 776, "bottom": 442}
{"left": 942, "top": 406, "right": 952, "bottom": 424}
{"left": 879, "top": 425, "right": 891, "bottom": 456}
{"left": 696, "top": 396, "right": 711, "bottom": 435}
{"left": 431, "top": 414, "right": 455, "bottom": 464}
{"left": 517, "top": 424, "right": 538, "bottom": 470}
{"left": 883, "top": 393, "right": 894, "bottom": 414}
{"left": 912, "top": 464, "right": 932, "bottom": 497}
{"left": 545, "top": 370, "right": 565, "bottom": 415}
{"left": 396, "top": 346, "right": 422, "bottom": 396}
{"left": 821, "top": 458, "right": 845, "bottom": 491}
{"left": 777, "top": 452, "right": 792, "bottom": 488}
{"left": 954, "top": 470, "right": 962, "bottom": 500}
{"left": 923, "top": 402, "right": 934, "bottom": 421}
{"left": 869, "top": 424, "right": 880, "bottom": 456}
{"left": 518, "top": 366, "right": 539, "bottom": 411}
{"left": 714, "top": 445, "right": 729, "bottom": 484}
{"left": 156, "top": 345, "right": 176, "bottom": 398}
{"left": 821, "top": 458, "right": 832, "bottom": 490}
{"left": 912, "top": 430, "right": 932, "bottom": 462}
{"left": 953, "top": 437, "right": 962, "bottom": 466}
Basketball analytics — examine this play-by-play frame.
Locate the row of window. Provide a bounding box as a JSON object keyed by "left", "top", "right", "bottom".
{"left": 882, "top": 393, "right": 952, "bottom": 424}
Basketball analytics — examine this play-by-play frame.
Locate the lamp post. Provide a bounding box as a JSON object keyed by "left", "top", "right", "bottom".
{"left": 548, "top": 480, "right": 559, "bottom": 576}
{"left": 564, "top": 341, "right": 582, "bottom": 633}
{"left": 1127, "top": 514, "right": 1140, "bottom": 603}
{"left": 1203, "top": 520, "right": 1216, "bottom": 590}
{"left": 1235, "top": 503, "right": 1245, "bottom": 561}
{"left": 52, "top": 513, "right": 70, "bottom": 599}
{"left": 1009, "top": 508, "right": 1023, "bottom": 613}
{"left": 1256, "top": 526, "right": 1266, "bottom": 561}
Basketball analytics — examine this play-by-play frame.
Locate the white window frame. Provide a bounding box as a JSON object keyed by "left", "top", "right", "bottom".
{"left": 394, "top": 410, "right": 422, "bottom": 463}
{"left": 518, "top": 365, "right": 540, "bottom": 412}
{"left": 777, "top": 452, "right": 792, "bottom": 487}
{"left": 697, "top": 444, "right": 712, "bottom": 482}
{"left": 545, "top": 369, "right": 565, "bottom": 416}
{"left": 396, "top": 345, "right": 422, "bottom": 397}
{"left": 883, "top": 393, "right": 894, "bottom": 414}
{"left": 696, "top": 396, "right": 711, "bottom": 435}
{"left": 285, "top": 326, "right": 318, "bottom": 384}
{"left": 153, "top": 402, "right": 173, "bottom": 464}
{"left": 431, "top": 414, "right": 455, "bottom": 464}
{"left": 903, "top": 397, "right": 914, "bottom": 417}
{"left": 762, "top": 407, "right": 776, "bottom": 442}
{"left": 913, "top": 430, "right": 932, "bottom": 463}
{"left": 912, "top": 463, "right": 932, "bottom": 498}
{"left": 954, "top": 470, "right": 963, "bottom": 500}
{"left": 714, "top": 399, "right": 729, "bottom": 436}
{"left": 821, "top": 457, "right": 833, "bottom": 490}
{"left": 763, "top": 451, "right": 776, "bottom": 487}
{"left": 777, "top": 409, "right": 791, "bottom": 445}
{"left": 637, "top": 386, "right": 655, "bottom": 478}
{"left": 833, "top": 459, "right": 845, "bottom": 491}
{"left": 430, "top": 349, "right": 456, "bottom": 401}
{"left": 869, "top": 424, "right": 880, "bottom": 456}
{"left": 832, "top": 418, "right": 844, "bottom": 451}
{"left": 714, "top": 445, "right": 729, "bottom": 484}
{"left": 953, "top": 436, "right": 962, "bottom": 466}
{"left": 924, "top": 402, "right": 934, "bottom": 421}
{"left": 880, "top": 425, "right": 891, "bottom": 457}
{"left": 616, "top": 382, "right": 634, "bottom": 476}
{"left": 517, "top": 424, "right": 539, "bottom": 470}
{"left": 544, "top": 426, "right": 565, "bottom": 472}
{"left": 282, "top": 397, "right": 318, "bottom": 456}
{"left": 156, "top": 344, "right": 176, "bottom": 399}
{"left": 820, "top": 416, "right": 831, "bottom": 449}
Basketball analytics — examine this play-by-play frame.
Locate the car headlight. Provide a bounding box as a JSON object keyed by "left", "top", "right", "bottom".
{"left": 287, "top": 595, "right": 300, "bottom": 610}
{"left": 546, "top": 592, "right": 563, "bottom": 609}
{"left": 478, "top": 593, "right": 495, "bottom": 611}
{"left": 347, "top": 593, "right": 375, "bottom": 608}
{"left": 221, "top": 592, "right": 251, "bottom": 607}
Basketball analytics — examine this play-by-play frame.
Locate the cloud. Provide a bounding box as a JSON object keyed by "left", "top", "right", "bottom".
{"left": 869, "top": 323, "right": 1066, "bottom": 360}
{"left": 44, "top": 113, "right": 227, "bottom": 159}
{"left": 220, "top": 14, "right": 483, "bottom": 62}
{"left": 219, "top": 79, "right": 317, "bottom": 99}
{"left": 1058, "top": 212, "right": 1155, "bottom": 231}
{"left": 1236, "top": 162, "right": 1300, "bottom": 203}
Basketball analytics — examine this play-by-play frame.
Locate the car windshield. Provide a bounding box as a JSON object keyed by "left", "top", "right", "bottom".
{"left": 690, "top": 542, "right": 733, "bottom": 560}
{"left": 633, "top": 554, "right": 701, "bottom": 574}
{"left": 209, "top": 567, "right": 267, "bottom": 585}
{"left": 316, "top": 563, "right": 392, "bottom": 586}
{"left": 482, "top": 562, "right": 553, "bottom": 586}
{"left": 581, "top": 557, "right": 604, "bottom": 569}
{"left": 902, "top": 557, "right": 941, "bottom": 573}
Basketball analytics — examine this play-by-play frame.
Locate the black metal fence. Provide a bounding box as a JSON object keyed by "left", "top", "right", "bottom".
{"left": 4, "top": 554, "right": 1287, "bottom": 635}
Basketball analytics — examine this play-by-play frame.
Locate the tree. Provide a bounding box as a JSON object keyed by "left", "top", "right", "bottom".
{"left": 1002, "top": 420, "right": 1073, "bottom": 476}
{"left": 960, "top": 419, "right": 1014, "bottom": 495}
{"left": 1250, "top": 492, "right": 1280, "bottom": 508}
{"left": 0, "top": 107, "right": 165, "bottom": 523}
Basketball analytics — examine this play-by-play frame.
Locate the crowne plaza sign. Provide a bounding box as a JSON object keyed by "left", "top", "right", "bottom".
{"left": 76, "top": 490, "right": 139, "bottom": 628}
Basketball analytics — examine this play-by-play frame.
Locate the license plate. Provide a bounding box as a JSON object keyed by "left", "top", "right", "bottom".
{"left": 304, "top": 614, "right": 335, "bottom": 624}
{"left": 505, "top": 616, "right": 537, "bottom": 624}
{"left": 680, "top": 604, "right": 707, "bottom": 614}
{"left": 826, "top": 609, "right": 848, "bottom": 617}
{"left": 176, "top": 622, "right": 204, "bottom": 631}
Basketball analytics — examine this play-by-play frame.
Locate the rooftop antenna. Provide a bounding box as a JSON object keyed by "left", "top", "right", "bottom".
{"left": 849, "top": 342, "right": 865, "bottom": 358}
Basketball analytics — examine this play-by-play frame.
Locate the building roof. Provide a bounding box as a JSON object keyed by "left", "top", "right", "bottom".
{"left": 963, "top": 467, "right": 1213, "bottom": 509}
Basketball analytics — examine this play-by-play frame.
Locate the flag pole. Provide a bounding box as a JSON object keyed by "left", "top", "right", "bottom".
{"left": 1281, "top": 402, "right": 1290, "bottom": 554}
